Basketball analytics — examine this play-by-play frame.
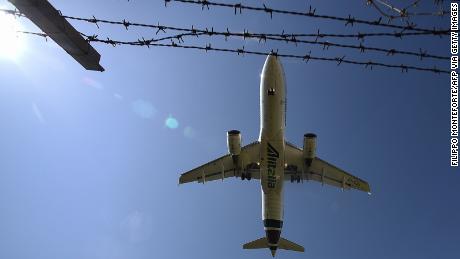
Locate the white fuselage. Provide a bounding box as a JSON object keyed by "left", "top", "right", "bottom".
{"left": 259, "top": 55, "right": 286, "bottom": 249}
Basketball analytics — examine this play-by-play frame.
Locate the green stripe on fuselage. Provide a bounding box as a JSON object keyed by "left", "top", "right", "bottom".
{"left": 267, "top": 143, "right": 279, "bottom": 188}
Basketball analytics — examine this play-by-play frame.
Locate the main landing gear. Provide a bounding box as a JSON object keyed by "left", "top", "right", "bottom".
{"left": 241, "top": 172, "right": 252, "bottom": 180}
{"left": 290, "top": 174, "right": 301, "bottom": 183}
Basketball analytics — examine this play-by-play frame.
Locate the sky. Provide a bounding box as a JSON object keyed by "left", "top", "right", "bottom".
{"left": 0, "top": 1, "right": 458, "bottom": 259}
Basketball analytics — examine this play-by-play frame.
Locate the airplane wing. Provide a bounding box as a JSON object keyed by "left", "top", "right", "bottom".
{"left": 284, "top": 142, "right": 371, "bottom": 193}
{"left": 179, "top": 141, "right": 260, "bottom": 184}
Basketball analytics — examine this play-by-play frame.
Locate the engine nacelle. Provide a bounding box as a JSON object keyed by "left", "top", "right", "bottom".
{"left": 227, "top": 130, "right": 242, "bottom": 156}
{"left": 303, "top": 133, "right": 317, "bottom": 166}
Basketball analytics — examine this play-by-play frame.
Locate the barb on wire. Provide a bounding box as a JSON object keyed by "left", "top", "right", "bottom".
{"left": 335, "top": 55, "right": 346, "bottom": 66}
{"left": 365, "top": 60, "right": 374, "bottom": 70}
{"left": 168, "top": 0, "right": 445, "bottom": 33}
{"left": 104, "top": 37, "right": 116, "bottom": 47}
{"left": 156, "top": 22, "right": 167, "bottom": 34}
{"left": 234, "top": 3, "right": 242, "bottom": 15}
{"left": 224, "top": 28, "right": 230, "bottom": 41}
{"left": 90, "top": 15, "right": 100, "bottom": 28}
{"left": 237, "top": 45, "right": 245, "bottom": 56}
{"left": 303, "top": 51, "right": 312, "bottom": 63}
{"left": 122, "top": 19, "right": 131, "bottom": 30}
{"left": 263, "top": 4, "right": 273, "bottom": 19}
{"left": 86, "top": 34, "right": 98, "bottom": 42}
{"left": 345, "top": 15, "right": 356, "bottom": 26}
{"left": 201, "top": 0, "right": 210, "bottom": 10}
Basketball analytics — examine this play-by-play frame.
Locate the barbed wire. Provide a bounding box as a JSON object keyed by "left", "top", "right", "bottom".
{"left": 91, "top": 39, "right": 447, "bottom": 74}
{"left": 76, "top": 35, "right": 447, "bottom": 74}
{"left": 165, "top": 0, "right": 447, "bottom": 33}
{"left": 197, "top": 30, "right": 448, "bottom": 61}
{"left": 51, "top": 14, "right": 452, "bottom": 53}
{"left": 79, "top": 31, "right": 206, "bottom": 45}
{"left": 10, "top": 29, "right": 449, "bottom": 74}
{"left": 1, "top": 9, "right": 447, "bottom": 61}
{"left": 3, "top": 8, "right": 447, "bottom": 74}
{"left": 71, "top": 20, "right": 449, "bottom": 61}
{"left": 0, "top": 7, "right": 449, "bottom": 41}
{"left": 270, "top": 30, "right": 448, "bottom": 40}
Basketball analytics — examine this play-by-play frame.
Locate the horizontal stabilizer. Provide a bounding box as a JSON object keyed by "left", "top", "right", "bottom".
{"left": 243, "top": 237, "right": 267, "bottom": 249}
{"left": 278, "top": 238, "right": 304, "bottom": 252}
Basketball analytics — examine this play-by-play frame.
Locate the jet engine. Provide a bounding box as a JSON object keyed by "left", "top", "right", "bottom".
{"left": 227, "top": 130, "right": 242, "bottom": 156}
{"left": 303, "top": 133, "right": 317, "bottom": 166}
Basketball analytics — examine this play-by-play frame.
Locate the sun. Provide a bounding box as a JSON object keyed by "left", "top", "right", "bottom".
{"left": 0, "top": 11, "right": 25, "bottom": 60}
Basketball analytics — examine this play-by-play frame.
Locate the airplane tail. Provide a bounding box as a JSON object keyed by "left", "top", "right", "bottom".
{"left": 243, "top": 237, "right": 304, "bottom": 253}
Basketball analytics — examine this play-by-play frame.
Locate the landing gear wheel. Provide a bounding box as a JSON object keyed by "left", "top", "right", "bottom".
{"left": 296, "top": 175, "right": 301, "bottom": 183}
{"left": 241, "top": 173, "right": 245, "bottom": 180}
{"left": 247, "top": 174, "right": 252, "bottom": 180}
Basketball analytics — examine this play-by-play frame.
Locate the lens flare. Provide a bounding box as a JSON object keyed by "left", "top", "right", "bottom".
{"left": 183, "top": 126, "right": 196, "bottom": 138}
{"left": 165, "top": 115, "right": 179, "bottom": 129}
{"left": 0, "top": 11, "right": 25, "bottom": 61}
{"left": 131, "top": 99, "right": 156, "bottom": 119}
{"left": 82, "top": 76, "right": 103, "bottom": 89}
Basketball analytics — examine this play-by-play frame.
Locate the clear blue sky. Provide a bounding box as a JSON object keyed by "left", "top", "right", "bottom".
{"left": 0, "top": 1, "right": 458, "bottom": 259}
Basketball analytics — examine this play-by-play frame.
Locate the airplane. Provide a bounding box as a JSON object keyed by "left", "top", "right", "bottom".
{"left": 179, "top": 54, "right": 371, "bottom": 257}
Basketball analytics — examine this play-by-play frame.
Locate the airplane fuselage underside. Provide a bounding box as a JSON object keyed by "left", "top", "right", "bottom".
{"left": 259, "top": 55, "right": 286, "bottom": 251}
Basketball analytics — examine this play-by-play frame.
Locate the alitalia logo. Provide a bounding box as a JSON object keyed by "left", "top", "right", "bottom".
{"left": 267, "top": 143, "right": 279, "bottom": 188}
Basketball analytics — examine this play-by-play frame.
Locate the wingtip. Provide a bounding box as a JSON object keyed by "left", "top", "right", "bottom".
{"left": 364, "top": 182, "right": 371, "bottom": 193}
{"left": 178, "top": 175, "right": 185, "bottom": 185}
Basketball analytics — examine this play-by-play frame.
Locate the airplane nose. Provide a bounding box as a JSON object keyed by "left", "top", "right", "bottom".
{"left": 263, "top": 54, "right": 280, "bottom": 71}
{"left": 261, "top": 54, "right": 284, "bottom": 81}
{"left": 265, "top": 53, "right": 277, "bottom": 65}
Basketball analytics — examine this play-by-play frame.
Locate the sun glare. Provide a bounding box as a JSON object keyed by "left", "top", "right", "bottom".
{"left": 0, "top": 11, "right": 25, "bottom": 60}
